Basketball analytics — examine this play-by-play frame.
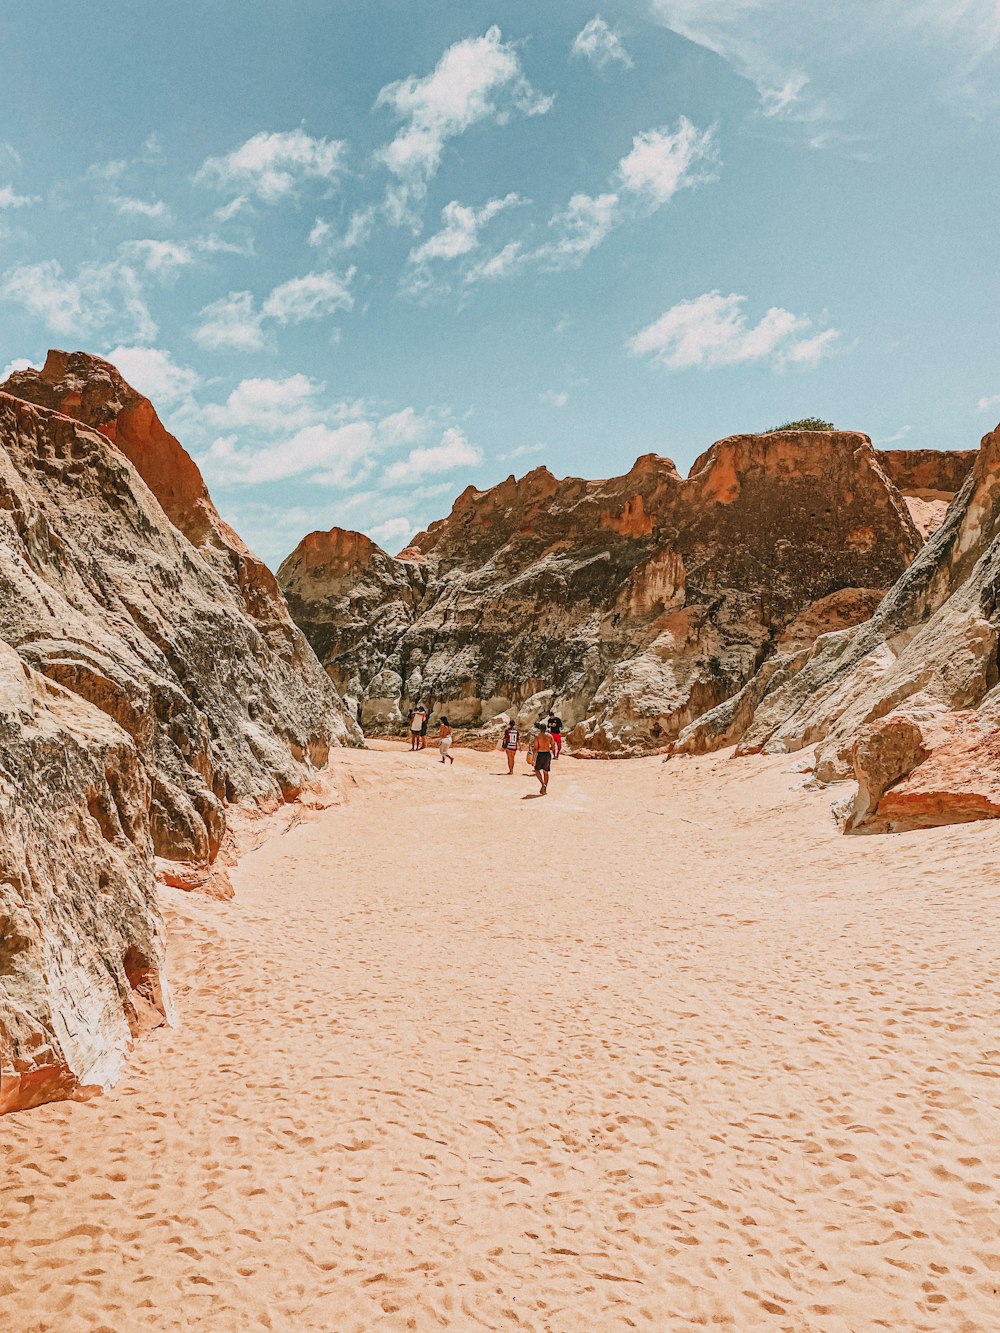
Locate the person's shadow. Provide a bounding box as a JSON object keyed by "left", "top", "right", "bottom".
{"left": 522, "top": 792, "right": 544, "bottom": 799}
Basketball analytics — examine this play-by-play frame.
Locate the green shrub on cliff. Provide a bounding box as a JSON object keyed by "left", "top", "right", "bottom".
{"left": 764, "top": 417, "right": 836, "bottom": 432}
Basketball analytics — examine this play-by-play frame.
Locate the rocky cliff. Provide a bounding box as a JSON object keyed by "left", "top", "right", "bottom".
{"left": 878, "top": 446, "right": 976, "bottom": 540}
{"left": 280, "top": 430, "right": 924, "bottom": 752}
{"left": 676, "top": 422, "right": 1000, "bottom": 832}
{"left": 0, "top": 352, "right": 358, "bottom": 1112}
{"left": 1, "top": 641, "right": 169, "bottom": 1114}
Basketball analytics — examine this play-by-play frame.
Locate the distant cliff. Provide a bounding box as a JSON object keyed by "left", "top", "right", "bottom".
{"left": 674, "top": 420, "right": 1000, "bottom": 831}
{"left": 279, "top": 429, "right": 928, "bottom": 753}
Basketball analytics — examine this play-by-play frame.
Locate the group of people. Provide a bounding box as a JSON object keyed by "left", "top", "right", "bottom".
{"left": 405, "top": 704, "right": 564, "bottom": 794}
{"left": 408, "top": 704, "right": 454, "bottom": 764}
{"left": 500, "top": 712, "right": 563, "bottom": 794}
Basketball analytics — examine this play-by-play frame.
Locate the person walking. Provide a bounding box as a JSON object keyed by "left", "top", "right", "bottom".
{"left": 419, "top": 706, "right": 429, "bottom": 750}
{"left": 500, "top": 719, "right": 520, "bottom": 773}
{"left": 438, "top": 716, "right": 454, "bottom": 764}
{"left": 547, "top": 711, "right": 564, "bottom": 759}
{"left": 409, "top": 705, "right": 424, "bottom": 751}
{"left": 530, "top": 722, "right": 553, "bottom": 795}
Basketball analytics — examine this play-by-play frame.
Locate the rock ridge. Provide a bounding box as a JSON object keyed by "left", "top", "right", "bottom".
{"left": 280, "top": 430, "right": 923, "bottom": 752}
{"left": 675, "top": 420, "right": 1000, "bottom": 833}
{"left": 1, "top": 351, "right": 359, "bottom": 1113}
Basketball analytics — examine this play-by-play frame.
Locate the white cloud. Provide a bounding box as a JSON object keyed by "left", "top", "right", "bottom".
{"left": 103, "top": 345, "right": 201, "bottom": 403}
{"left": 977, "top": 393, "right": 1000, "bottom": 412}
{"left": 375, "top": 27, "right": 553, "bottom": 221}
{"left": 121, "top": 239, "right": 194, "bottom": 278}
{"left": 261, "top": 268, "right": 355, "bottom": 323}
{"left": 378, "top": 406, "right": 432, "bottom": 446}
{"left": 214, "top": 196, "right": 249, "bottom": 222}
{"left": 571, "top": 17, "right": 634, "bottom": 70}
{"left": 192, "top": 378, "right": 444, "bottom": 494}
{"left": 112, "top": 194, "right": 171, "bottom": 221}
{"left": 465, "top": 240, "right": 527, "bottom": 283}
{"left": 409, "top": 193, "right": 522, "bottom": 266}
{"left": 617, "top": 118, "right": 717, "bottom": 206}
{"left": 0, "top": 261, "right": 85, "bottom": 334}
{"left": 648, "top": 0, "right": 1000, "bottom": 122}
{"left": 466, "top": 115, "right": 716, "bottom": 284}
{"left": 192, "top": 290, "right": 265, "bottom": 352}
{"left": 874, "top": 425, "right": 911, "bottom": 445}
{"left": 193, "top": 233, "right": 255, "bottom": 257}
{"left": 309, "top": 209, "right": 380, "bottom": 253}
{"left": 628, "top": 291, "right": 839, "bottom": 370}
{"left": 206, "top": 421, "right": 376, "bottom": 487}
{"left": 538, "top": 191, "right": 621, "bottom": 268}
{"left": 498, "top": 442, "right": 546, "bottom": 463}
{"left": 384, "top": 426, "right": 482, "bottom": 484}
{"left": 344, "top": 207, "right": 378, "bottom": 249}
{"left": 369, "top": 516, "right": 415, "bottom": 549}
{"left": 0, "top": 257, "right": 156, "bottom": 342}
{"left": 406, "top": 193, "right": 524, "bottom": 291}
{"left": 193, "top": 269, "right": 355, "bottom": 351}
{"left": 778, "top": 327, "right": 840, "bottom": 367}
{"left": 308, "top": 218, "right": 332, "bottom": 248}
{"left": 204, "top": 374, "right": 324, "bottom": 432}
{"left": 0, "top": 185, "right": 38, "bottom": 209}
{"left": 539, "top": 389, "right": 569, "bottom": 407}
{"left": 196, "top": 129, "right": 345, "bottom": 203}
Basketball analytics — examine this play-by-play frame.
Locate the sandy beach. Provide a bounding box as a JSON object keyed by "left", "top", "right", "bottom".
{"left": 3, "top": 741, "right": 999, "bottom": 1331}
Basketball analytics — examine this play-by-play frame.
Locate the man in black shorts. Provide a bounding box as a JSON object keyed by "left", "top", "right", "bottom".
{"left": 531, "top": 723, "right": 553, "bottom": 794}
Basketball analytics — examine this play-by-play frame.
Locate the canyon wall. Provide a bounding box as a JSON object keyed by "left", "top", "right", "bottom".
{"left": 0, "top": 352, "right": 358, "bottom": 1112}
{"left": 280, "top": 430, "right": 927, "bottom": 753}
{"left": 675, "top": 424, "right": 1000, "bottom": 832}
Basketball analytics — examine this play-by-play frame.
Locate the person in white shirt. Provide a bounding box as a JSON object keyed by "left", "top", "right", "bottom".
{"left": 409, "top": 704, "right": 425, "bottom": 751}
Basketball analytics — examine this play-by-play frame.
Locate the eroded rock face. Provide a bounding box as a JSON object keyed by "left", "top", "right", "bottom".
{"left": 877, "top": 446, "right": 976, "bottom": 541}
{"left": 837, "top": 714, "right": 929, "bottom": 833}
{"left": 0, "top": 352, "right": 359, "bottom": 1112}
{"left": 872, "top": 709, "right": 1000, "bottom": 829}
{"left": 281, "top": 431, "right": 921, "bottom": 752}
{"left": 0, "top": 641, "right": 170, "bottom": 1114}
{"left": 676, "top": 423, "right": 1000, "bottom": 831}
{"left": 877, "top": 447, "right": 977, "bottom": 498}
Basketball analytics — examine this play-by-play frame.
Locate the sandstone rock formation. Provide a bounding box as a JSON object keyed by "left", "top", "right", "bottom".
{"left": 281, "top": 431, "right": 923, "bottom": 753}
{"left": 879, "top": 446, "right": 975, "bottom": 541}
{"left": 677, "top": 422, "right": 1000, "bottom": 831}
{"left": 0, "top": 352, "right": 359, "bottom": 1112}
{"left": 1, "top": 641, "right": 170, "bottom": 1114}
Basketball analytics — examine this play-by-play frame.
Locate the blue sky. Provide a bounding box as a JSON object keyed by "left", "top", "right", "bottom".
{"left": 1, "top": 0, "right": 998, "bottom": 565}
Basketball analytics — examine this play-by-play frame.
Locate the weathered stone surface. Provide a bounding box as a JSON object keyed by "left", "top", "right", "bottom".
{"left": 0, "top": 352, "right": 359, "bottom": 1112}
{"left": 837, "top": 714, "right": 929, "bottom": 832}
{"left": 873, "top": 712, "right": 1000, "bottom": 829}
{"left": 876, "top": 448, "right": 975, "bottom": 542}
{"left": 0, "top": 358, "right": 360, "bottom": 845}
{"left": 0, "top": 640, "right": 170, "bottom": 1114}
{"left": 877, "top": 447, "right": 976, "bottom": 499}
{"left": 676, "top": 423, "right": 1000, "bottom": 832}
{"left": 282, "top": 431, "right": 921, "bottom": 752}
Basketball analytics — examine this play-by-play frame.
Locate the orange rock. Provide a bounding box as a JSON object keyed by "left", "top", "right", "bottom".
{"left": 840, "top": 715, "right": 929, "bottom": 832}
{"left": 874, "top": 715, "right": 1000, "bottom": 829}
{"left": 0, "top": 351, "right": 360, "bottom": 1114}
{"left": 281, "top": 430, "right": 920, "bottom": 751}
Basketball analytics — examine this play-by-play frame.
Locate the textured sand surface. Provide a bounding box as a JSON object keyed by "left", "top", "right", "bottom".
{"left": 3, "top": 742, "right": 1000, "bottom": 1331}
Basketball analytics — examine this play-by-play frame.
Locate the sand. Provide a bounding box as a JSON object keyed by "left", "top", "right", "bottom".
{"left": 2, "top": 741, "right": 999, "bottom": 1331}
